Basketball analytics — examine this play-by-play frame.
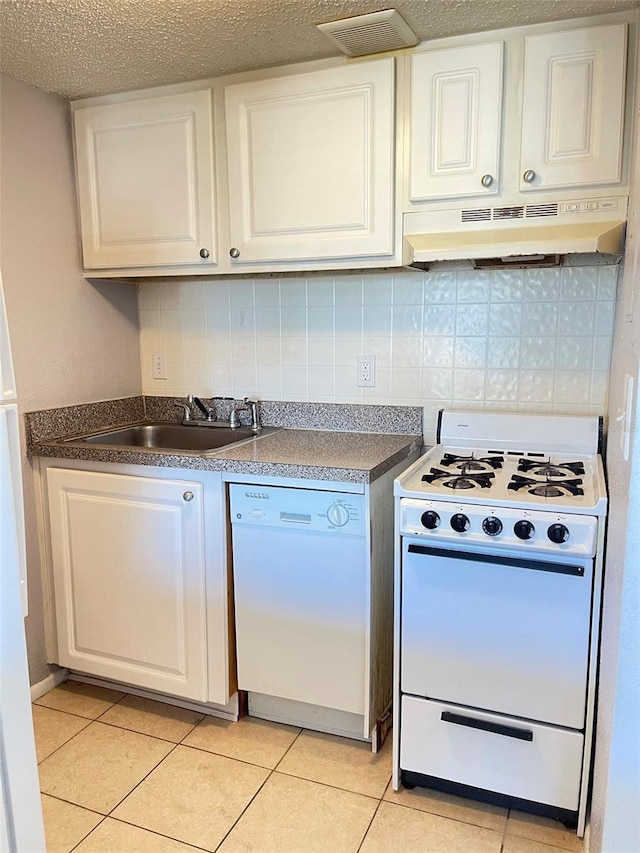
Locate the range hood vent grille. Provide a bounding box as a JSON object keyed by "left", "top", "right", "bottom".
{"left": 461, "top": 208, "right": 491, "bottom": 222}
{"left": 493, "top": 206, "right": 525, "bottom": 220}
{"left": 460, "top": 202, "right": 563, "bottom": 224}
{"left": 316, "top": 9, "right": 419, "bottom": 57}
{"left": 526, "top": 203, "right": 559, "bottom": 218}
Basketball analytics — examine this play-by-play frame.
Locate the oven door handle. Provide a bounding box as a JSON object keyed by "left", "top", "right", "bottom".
{"left": 406, "top": 543, "right": 584, "bottom": 577}
{"left": 441, "top": 711, "right": 533, "bottom": 742}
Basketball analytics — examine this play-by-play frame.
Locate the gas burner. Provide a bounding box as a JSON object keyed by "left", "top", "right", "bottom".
{"left": 422, "top": 468, "right": 495, "bottom": 489}
{"left": 518, "top": 458, "right": 586, "bottom": 478}
{"left": 508, "top": 475, "right": 584, "bottom": 497}
{"left": 441, "top": 453, "right": 504, "bottom": 471}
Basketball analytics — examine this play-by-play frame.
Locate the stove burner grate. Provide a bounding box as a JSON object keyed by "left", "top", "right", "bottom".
{"left": 518, "top": 458, "right": 586, "bottom": 478}
{"left": 422, "top": 468, "right": 495, "bottom": 490}
{"left": 508, "top": 474, "right": 584, "bottom": 497}
{"left": 441, "top": 453, "right": 503, "bottom": 471}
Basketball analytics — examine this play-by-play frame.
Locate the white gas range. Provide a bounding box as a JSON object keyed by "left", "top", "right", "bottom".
{"left": 392, "top": 409, "right": 608, "bottom": 838}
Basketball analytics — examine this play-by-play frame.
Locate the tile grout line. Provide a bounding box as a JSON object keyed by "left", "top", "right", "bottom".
{"left": 68, "top": 814, "right": 110, "bottom": 853}
{"left": 71, "top": 717, "right": 219, "bottom": 853}
{"left": 209, "top": 725, "right": 307, "bottom": 850}
{"left": 356, "top": 791, "right": 385, "bottom": 853}
{"left": 35, "top": 716, "right": 93, "bottom": 767}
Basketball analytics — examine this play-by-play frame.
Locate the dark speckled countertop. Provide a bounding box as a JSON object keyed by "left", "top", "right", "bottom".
{"left": 26, "top": 397, "right": 423, "bottom": 484}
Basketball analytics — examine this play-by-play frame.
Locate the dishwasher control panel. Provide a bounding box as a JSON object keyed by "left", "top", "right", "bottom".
{"left": 229, "top": 484, "right": 365, "bottom": 535}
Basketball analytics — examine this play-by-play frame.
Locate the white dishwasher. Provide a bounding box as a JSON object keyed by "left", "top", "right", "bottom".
{"left": 230, "top": 483, "right": 367, "bottom": 715}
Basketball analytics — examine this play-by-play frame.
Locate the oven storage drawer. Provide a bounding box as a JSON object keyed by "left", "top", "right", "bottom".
{"left": 400, "top": 696, "right": 583, "bottom": 810}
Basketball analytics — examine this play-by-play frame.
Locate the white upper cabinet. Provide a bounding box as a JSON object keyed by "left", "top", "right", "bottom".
{"left": 519, "top": 23, "right": 627, "bottom": 191}
{"left": 410, "top": 43, "right": 504, "bottom": 201}
{"left": 73, "top": 90, "right": 217, "bottom": 269}
{"left": 224, "top": 58, "right": 396, "bottom": 264}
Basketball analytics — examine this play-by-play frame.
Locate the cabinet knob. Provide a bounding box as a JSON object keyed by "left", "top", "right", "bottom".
{"left": 481, "top": 174, "right": 494, "bottom": 187}
{"left": 229, "top": 247, "right": 240, "bottom": 259}
{"left": 523, "top": 169, "right": 537, "bottom": 184}
{"left": 183, "top": 491, "right": 195, "bottom": 502}
{"left": 199, "top": 248, "right": 210, "bottom": 259}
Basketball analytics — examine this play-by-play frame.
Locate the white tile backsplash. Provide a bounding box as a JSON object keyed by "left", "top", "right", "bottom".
{"left": 139, "top": 264, "right": 619, "bottom": 436}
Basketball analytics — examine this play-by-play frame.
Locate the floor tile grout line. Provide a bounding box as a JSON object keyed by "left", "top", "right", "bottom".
{"left": 356, "top": 795, "right": 384, "bottom": 853}
{"left": 95, "top": 814, "right": 213, "bottom": 853}
{"left": 211, "top": 768, "right": 275, "bottom": 852}
{"left": 35, "top": 717, "right": 93, "bottom": 767}
{"left": 68, "top": 814, "right": 109, "bottom": 853}
{"left": 33, "top": 699, "right": 106, "bottom": 725}
{"left": 40, "top": 791, "right": 107, "bottom": 818}
{"left": 104, "top": 740, "right": 182, "bottom": 818}
{"left": 272, "top": 765, "right": 391, "bottom": 802}
{"left": 377, "top": 795, "right": 510, "bottom": 839}
{"left": 271, "top": 724, "right": 304, "bottom": 771}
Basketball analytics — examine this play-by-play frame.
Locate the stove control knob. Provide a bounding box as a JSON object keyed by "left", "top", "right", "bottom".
{"left": 421, "top": 510, "right": 440, "bottom": 530}
{"left": 514, "top": 520, "right": 535, "bottom": 540}
{"left": 450, "top": 513, "right": 470, "bottom": 533}
{"left": 548, "top": 523, "right": 570, "bottom": 544}
{"left": 482, "top": 516, "right": 503, "bottom": 536}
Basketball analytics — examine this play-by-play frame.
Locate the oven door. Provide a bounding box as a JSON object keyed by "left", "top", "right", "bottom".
{"left": 400, "top": 538, "right": 593, "bottom": 729}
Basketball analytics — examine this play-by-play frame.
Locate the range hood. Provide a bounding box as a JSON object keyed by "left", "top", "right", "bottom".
{"left": 404, "top": 194, "right": 627, "bottom": 265}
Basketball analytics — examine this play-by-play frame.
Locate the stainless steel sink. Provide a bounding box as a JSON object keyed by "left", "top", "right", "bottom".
{"left": 63, "top": 421, "right": 279, "bottom": 453}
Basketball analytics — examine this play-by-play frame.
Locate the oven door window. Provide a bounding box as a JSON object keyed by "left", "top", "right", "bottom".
{"left": 400, "top": 539, "right": 593, "bottom": 729}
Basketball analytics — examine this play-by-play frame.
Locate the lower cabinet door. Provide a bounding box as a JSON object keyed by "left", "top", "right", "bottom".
{"left": 47, "top": 468, "right": 208, "bottom": 702}
{"left": 400, "top": 696, "right": 583, "bottom": 811}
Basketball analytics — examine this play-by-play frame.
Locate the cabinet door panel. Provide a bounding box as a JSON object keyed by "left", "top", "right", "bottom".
{"left": 74, "top": 90, "right": 217, "bottom": 269}
{"left": 47, "top": 469, "right": 207, "bottom": 701}
{"left": 520, "top": 24, "right": 627, "bottom": 190}
{"left": 410, "top": 43, "right": 503, "bottom": 201}
{"left": 225, "top": 58, "right": 395, "bottom": 262}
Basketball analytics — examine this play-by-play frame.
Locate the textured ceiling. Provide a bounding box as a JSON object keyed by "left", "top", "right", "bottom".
{"left": 0, "top": 0, "right": 637, "bottom": 99}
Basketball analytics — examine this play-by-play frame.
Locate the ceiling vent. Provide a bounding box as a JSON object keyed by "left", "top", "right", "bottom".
{"left": 316, "top": 9, "right": 419, "bottom": 57}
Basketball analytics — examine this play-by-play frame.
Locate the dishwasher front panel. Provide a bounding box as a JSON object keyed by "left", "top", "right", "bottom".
{"left": 230, "top": 484, "right": 367, "bottom": 715}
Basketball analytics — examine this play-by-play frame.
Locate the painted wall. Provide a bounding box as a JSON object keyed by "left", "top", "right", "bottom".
{"left": 139, "top": 263, "right": 618, "bottom": 443}
{"left": 0, "top": 74, "right": 141, "bottom": 684}
{"left": 589, "top": 59, "right": 640, "bottom": 853}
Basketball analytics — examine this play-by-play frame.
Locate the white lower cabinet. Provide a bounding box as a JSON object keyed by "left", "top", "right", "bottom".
{"left": 400, "top": 696, "right": 584, "bottom": 811}
{"left": 45, "top": 465, "right": 227, "bottom": 704}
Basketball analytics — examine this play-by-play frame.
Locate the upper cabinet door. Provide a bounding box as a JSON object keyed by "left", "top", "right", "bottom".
{"left": 74, "top": 90, "right": 217, "bottom": 269}
{"left": 410, "top": 42, "right": 504, "bottom": 202}
{"left": 225, "top": 58, "right": 395, "bottom": 264}
{"left": 520, "top": 23, "right": 627, "bottom": 191}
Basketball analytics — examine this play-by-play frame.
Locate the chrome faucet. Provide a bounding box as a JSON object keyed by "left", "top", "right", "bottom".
{"left": 230, "top": 398, "right": 260, "bottom": 431}
{"left": 188, "top": 394, "right": 215, "bottom": 422}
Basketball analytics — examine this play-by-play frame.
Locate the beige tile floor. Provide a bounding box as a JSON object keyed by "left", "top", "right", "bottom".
{"left": 33, "top": 681, "right": 585, "bottom": 853}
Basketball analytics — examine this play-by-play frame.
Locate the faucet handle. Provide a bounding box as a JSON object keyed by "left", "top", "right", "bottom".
{"left": 243, "top": 398, "right": 260, "bottom": 431}
{"left": 174, "top": 402, "right": 192, "bottom": 421}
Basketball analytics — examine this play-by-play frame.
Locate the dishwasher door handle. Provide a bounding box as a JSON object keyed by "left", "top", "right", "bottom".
{"left": 441, "top": 711, "right": 534, "bottom": 742}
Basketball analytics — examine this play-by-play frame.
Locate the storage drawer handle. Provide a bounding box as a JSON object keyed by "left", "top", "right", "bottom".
{"left": 441, "top": 711, "right": 533, "bottom": 742}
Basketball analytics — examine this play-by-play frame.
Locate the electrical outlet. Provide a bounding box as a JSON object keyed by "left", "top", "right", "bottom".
{"left": 357, "top": 355, "right": 376, "bottom": 387}
{"left": 152, "top": 351, "right": 168, "bottom": 380}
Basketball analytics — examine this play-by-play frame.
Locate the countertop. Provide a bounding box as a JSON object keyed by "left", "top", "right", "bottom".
{"left": 26, "top": 397, "right": 423, "bottom": 484}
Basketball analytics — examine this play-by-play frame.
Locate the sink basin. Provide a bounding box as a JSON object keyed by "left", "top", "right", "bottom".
{"left": 63, "top": 421, "right": 279, "bottom": 453}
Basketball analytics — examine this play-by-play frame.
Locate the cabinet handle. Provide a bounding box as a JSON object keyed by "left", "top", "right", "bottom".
{"left": 481, "top": 174, "right": 494, "bottom": 187}
{"left": 441, "top": 711, "right": 533, "bottom": 741}
{"left": 523, "top": 169, "right": 537, "bottom": 184}
{"left": 183, "top": 491, "right": 195, "bottom": 502}
{"left": 199, "top": 248, "right": 210, "bottom": 259}
{"left": 229, "top": 247, "right": 240, "bottom": 259}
